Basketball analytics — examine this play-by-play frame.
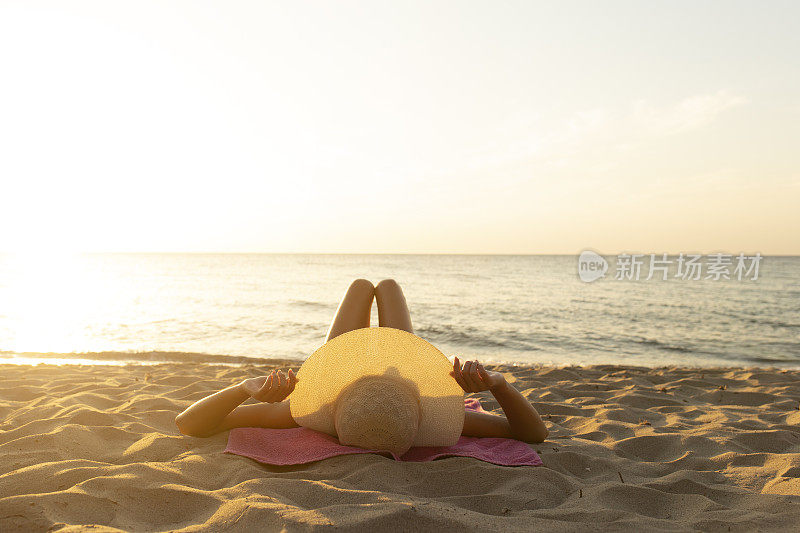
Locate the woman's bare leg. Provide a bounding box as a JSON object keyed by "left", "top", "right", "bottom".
{"left": 325, "top": 279, "right": 375, "bottom": 342}
{"left": 374, "top": 279, "right": 413, "bottom": 334}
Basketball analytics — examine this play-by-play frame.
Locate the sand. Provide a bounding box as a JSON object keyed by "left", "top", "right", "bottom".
{"left": 2, "top": 360, "right": 800, "bottom": 532}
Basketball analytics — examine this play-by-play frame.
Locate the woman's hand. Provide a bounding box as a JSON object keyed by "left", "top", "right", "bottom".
{"left": 451, "top": 356, "right": 548, "bottom": 442}
{"left": 240, "top": 369, "right": 297, "bottom": 403}
{"left": 450, "top": 356, "right": 506, "bottom": 393}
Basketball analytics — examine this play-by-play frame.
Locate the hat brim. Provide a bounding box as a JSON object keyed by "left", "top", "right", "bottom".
{"left": 289, "top": 326, "right": 465, "bottom": 447}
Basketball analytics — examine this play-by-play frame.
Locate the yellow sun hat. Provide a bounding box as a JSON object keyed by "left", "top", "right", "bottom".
{"left": 289, "top": 326, "right": 465, "bottom": 456}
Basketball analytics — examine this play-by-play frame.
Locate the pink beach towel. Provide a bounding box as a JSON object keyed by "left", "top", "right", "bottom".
{"left": 224, "top": 398, "right": 543, "bottom": 467}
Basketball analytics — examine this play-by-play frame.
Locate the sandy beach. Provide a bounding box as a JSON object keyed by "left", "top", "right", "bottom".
{"left": 2, "top": 360, "right": 800, "bottom": 532}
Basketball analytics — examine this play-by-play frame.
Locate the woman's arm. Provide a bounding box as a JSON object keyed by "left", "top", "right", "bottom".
{"left": 175, "top": 370, "right": 298, "bottom": 437}
{"left": 452, "top": 357, "right": 548, "bottom": 443}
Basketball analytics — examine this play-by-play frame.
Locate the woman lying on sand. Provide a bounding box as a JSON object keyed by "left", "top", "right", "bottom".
{"left": 175, "top": 279, "right": 548, "bottom": 446}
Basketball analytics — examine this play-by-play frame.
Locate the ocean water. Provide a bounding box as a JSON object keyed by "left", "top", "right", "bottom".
{"left": 0, "top": 254, "right": 798, "bottom": 368}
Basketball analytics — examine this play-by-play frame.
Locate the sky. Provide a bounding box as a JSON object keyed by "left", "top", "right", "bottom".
{"left": 1, "top": 0, "right": 798, "bottom": 254}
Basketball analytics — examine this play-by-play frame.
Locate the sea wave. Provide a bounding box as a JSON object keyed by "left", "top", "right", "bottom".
{"left": 415, "top": 325, "right": 541, "bottom": 352}
{"left": 629, "top": 337, "right": 692, "bottom": 353}
{"left": 287, "top": 299, "right": 332, "bottom": 310}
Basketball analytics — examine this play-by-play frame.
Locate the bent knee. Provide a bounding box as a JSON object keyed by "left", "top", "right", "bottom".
{"left": 375, "top": 278, "right": 401, "bottom": 292}
{"left": 348, "top": 278, "right": 374, "bottom": 294}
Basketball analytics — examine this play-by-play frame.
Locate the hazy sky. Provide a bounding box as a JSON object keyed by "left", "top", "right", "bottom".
{"left": 1, "top": 1, "right": 798, "bottom": 254}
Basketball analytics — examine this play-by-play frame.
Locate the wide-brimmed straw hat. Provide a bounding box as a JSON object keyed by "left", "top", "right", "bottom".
{"left": 289, "top": 326, "right": 465, "bottom": 456}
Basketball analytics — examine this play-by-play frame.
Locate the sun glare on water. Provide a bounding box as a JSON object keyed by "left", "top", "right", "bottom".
{"left": 1, "top": 251, "right": 106, "bottom": 354}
